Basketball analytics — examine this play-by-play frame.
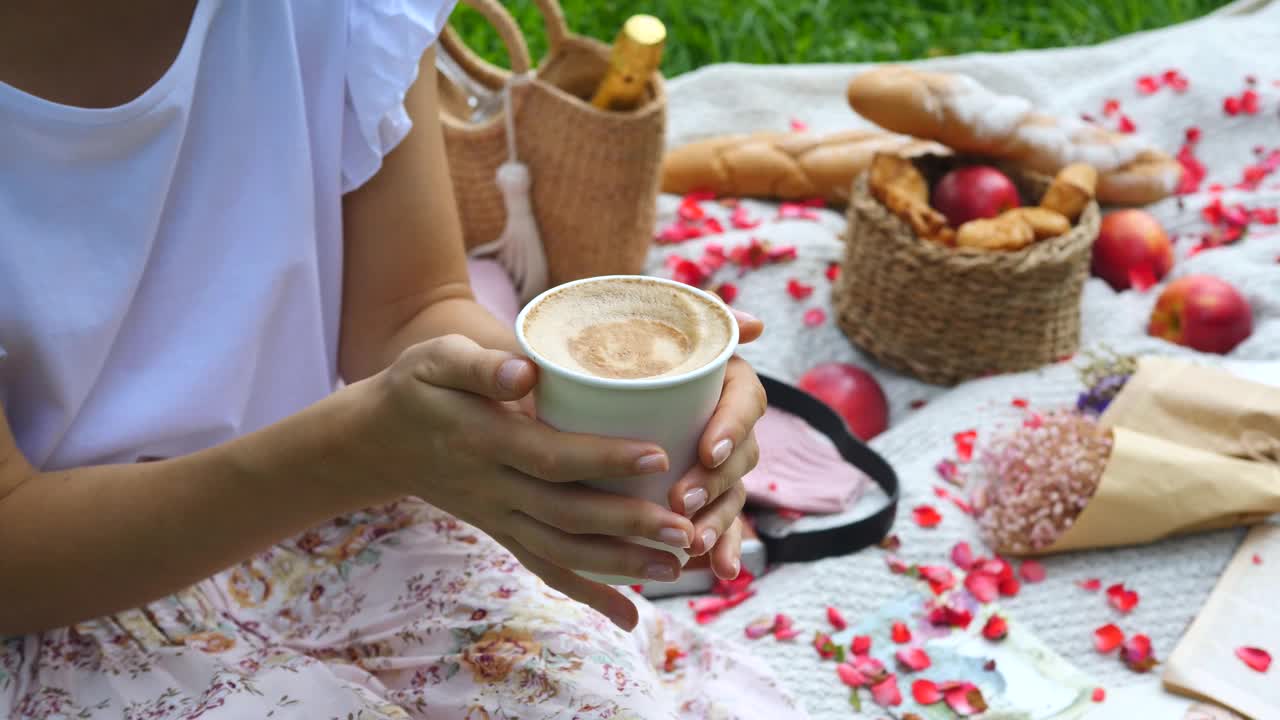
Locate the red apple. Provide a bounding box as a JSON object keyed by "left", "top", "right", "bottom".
{"left": 797, "top": 363, "right": 889, "bottom": 441}
{"left": 1092, "top": 210, "right": 1174, "bottom": 291}
{"left": 1148, "top": 275, "right": 1253, "bottom": 354}
{"left": 931, "top": 165, "right": 1022, "bottom": 226}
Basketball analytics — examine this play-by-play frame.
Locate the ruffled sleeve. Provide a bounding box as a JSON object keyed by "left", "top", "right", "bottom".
{"left": 341, "top": 0, "right": 457, "bottom": 193}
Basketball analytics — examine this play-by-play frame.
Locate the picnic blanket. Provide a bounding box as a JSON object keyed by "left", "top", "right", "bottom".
{"left": 648, "top": 1, "right": 1280, "bottom": 716}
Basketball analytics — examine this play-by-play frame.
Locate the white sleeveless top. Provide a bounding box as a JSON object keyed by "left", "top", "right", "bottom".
{"left": 0, "top": 0, "right": 454, "bottom": 470}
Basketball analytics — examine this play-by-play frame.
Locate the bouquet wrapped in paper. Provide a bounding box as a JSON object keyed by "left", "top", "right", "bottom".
{"left": 973, "top": 356, "right": 1280, "bottom": 556}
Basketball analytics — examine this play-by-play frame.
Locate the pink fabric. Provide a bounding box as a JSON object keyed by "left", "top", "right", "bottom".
{"left": 742, "top": 407, "right": 869, "bottom": 513}
{"left": 2, "top": 502, "right": 804, "bottom": 718}
{"left": 466, "top": 258, "right": 521, "bottom": 326}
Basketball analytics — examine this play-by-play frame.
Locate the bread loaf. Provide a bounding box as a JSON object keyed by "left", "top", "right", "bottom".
{"left": 661, "top": 130, "right": 949, "bottom": 205}
{"left": 846, "top": 67, "right": 1181, "bottom": 206}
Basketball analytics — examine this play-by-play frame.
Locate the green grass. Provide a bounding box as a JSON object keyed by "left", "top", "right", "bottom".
{"left": 448, "top": 0, "right": 1232, "bottom": 77}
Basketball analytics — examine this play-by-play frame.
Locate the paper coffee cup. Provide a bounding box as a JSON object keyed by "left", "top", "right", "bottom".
{"left": 514, "top": 275, "right": 740, "bottom": 585}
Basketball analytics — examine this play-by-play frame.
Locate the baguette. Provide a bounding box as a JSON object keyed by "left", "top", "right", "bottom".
{"left": 846, "top": 67, "right": 1181, "bottom": 205}
{"left": 661, "top": 130, "right": 949, "bottom": 205}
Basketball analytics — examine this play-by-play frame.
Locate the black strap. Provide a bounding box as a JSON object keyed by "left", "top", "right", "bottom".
{"left": 749, "top": 374, "right": 900, "bottom": 564}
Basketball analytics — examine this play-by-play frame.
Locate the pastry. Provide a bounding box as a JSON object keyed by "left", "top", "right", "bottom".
{"left": 661, "top": 129, "right": 949, "bottom": 204}
{"left": 846, "top": 67, "right": 1180, "bottom": 205}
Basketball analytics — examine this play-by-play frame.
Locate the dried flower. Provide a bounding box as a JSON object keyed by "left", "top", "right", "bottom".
{"left": 971, "top": 411, "right": 1113, "bottom": 553}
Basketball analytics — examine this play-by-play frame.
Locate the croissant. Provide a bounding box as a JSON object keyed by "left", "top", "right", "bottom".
{"left": 661, "top": 130, "right": 949, "bottom": 205}
{"left": 846, "top": 66, "right": 1181, "bottom": 205}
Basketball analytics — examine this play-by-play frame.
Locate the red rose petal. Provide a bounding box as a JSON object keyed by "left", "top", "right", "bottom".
{"left": 1092, "top": 687, "right": 1107, "bottom": 703}
{"left": 870, "top": 675, "right": 903, "bottom": 707}
{"left": 714, "top": 282, "right": 738, "bottom": 304}
{"left": 1079, "top": 578, "right": 1102, "bottom": 592}
{"left": 1121, "top": 634, "right": 1157, "bottom": 672}
{"left": 982, "top": 614, "right": 1009, "bottom": 641}
{"left": 1011, "top": 398, "right": 1029, "bottom": 408}
{"left": 790, "top": 118, "right": 809, "bottom": 132}
{"left": 1225, "top": 96, "right": 1242, "bottom": 115}
{"left": 891, "top": 621, "right": 912, "bottom": 644}
{"left": 912, "top": 505, "right": 942, "bottom": 528}
{"left": 953, "top": 430, "right": 978, "bottom": 462}
{"left": 1019, "top": 560, "right": 1047, "bottom": 583}
{"left": 745, "top": 616, "right": 776, "bottom": 639}
{"left": 879, "top": 534, "right": 901, "bottom": 551}
{"left": 825, "top": 261, "right": 840, "bottom": 282}
{"left": 786, "top": 278, "right": 814, "bottom": 300}
{"left": 951, "top": 541, "right": 976, "bottom": 571}
{"left": 729, "top": 206, "right": 762, "bottom": 230}
{"left": 774, "top": 626, "right": 801, "bottom": 641}
{"left": 998, "top": 576, "right": 1021, "bottom": 597}
{"left": 803, "top": 307, "right": 826, "bottom": 327}
{"left": 964, "top": 572, "right": 999, "bottom": 604}
{"left": 926, "top": 599, "right": 974, "bottom": 630}
{"left": 936, "top": 459, "right": 962, "bottom": 486}
{"left": 1236, "top": 646, "right": 1272, "bottom": 673}
{"left": 827, "top": 606, "right": 848, "bottom": 631}
{"left": 1117, "top": 115, "right": 1137, "bottom": 134}
{"left": 1106, "top": 583, "right": 1140, "bottom": 613}
{"left": 1103, "top": 98, "right": 1121, "bottom": 116}
{"left": 852, "top": 654, "right": 888, "bottom": 682}
{"left": 1242, "top": 89, "right": 1261, "bottom": 115}
{"left": 1136, "top": 76, "right": 1160, "bottom": 95}
{"left": 836, "top": 662, "right": 868, "bottom": 688}
{"left": 852, "top": 635, "right": 872, "bottom": 656}
{"left": 1094, "top": 624, "right": 1125, "bottom": 653}
{"left": 1254, "top": 554, "right": 1264, "bottom": 565}
{"left": 918, "top": 565, "right": 957, "bottom": 595}
{"left": 895, "top": 647, "right": 932, "bottom": 672}
{"left": 944, "top": 684, "right": 989, "bottom": 716}
{"left": 777, "top": 202, "right": 821, "bottom": 221}
{"left": 912, "top": 678, "right": 943, "bottom": 705}
{"left": 813, "top": 631, "right": 836, "bottom": 659}
{"left": 1186, "top": 126, "right": 1202, "bottom": 143}
{"left": 886, "top": 554, "right": 911, "bottom": 574}
{"left": 671, "top": 258, "right": 711, "bottom": 287}
{"left": 962, "top": 568, "right": 998, "bottom": 602}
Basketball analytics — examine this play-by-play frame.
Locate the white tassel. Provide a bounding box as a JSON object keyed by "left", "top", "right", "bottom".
{"left": 469, "top": 73, "right": 548, "bottom": 303}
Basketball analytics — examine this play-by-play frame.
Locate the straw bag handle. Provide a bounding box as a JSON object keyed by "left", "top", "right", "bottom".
{"left": 440, "top": 0, "right": 574, "bottom": 83}
{"left": 441, "top": 0, "right": 533, "bottom": 79}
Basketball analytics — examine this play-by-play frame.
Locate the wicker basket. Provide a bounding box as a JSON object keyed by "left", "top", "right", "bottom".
{"left": 438, "top": 0, "right": 666, "bottom": 287}
{"left": 833, "top": 155, "right": 1100, "bottom": 386}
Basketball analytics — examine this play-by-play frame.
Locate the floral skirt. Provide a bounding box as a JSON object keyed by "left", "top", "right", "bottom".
{"left": 1, "top": 500, "right": 803, "bottom": 719}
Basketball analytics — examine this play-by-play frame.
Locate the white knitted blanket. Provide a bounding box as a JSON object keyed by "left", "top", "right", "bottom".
{"left": 649, "top": 2, "right": 1280, "bottom": 717}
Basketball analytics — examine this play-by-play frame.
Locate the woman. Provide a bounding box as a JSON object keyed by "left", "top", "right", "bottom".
{"left": 0, "top": 1, "right": 804, "bottom": 718}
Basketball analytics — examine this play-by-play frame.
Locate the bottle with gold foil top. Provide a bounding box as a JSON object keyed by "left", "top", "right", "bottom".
{"left": 590, "top": 15, "right": 666, "bottom": 112}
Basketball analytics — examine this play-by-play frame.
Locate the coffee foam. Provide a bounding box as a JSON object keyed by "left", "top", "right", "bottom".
{"left": 523, "top": 278, "right": 732, "bottom": 380}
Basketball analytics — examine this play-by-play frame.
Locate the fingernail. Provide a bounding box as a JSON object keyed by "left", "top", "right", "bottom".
{"left": 497, "top": 359, "right": 528, "bottom": 390}
{"left": 732, "top": 308, "right": 759, "bottom": 324}
{"left": 656, "top": 527, "right": 691, "bottom": 548}
{"left": 682, "top": 488, "right": 708, "bottom": 517}
{"left": 700, "top": 528, "right": 718, "bottom": 552}
{"left": 644, "top": 562, "right": 677, "bottom": 582}
{"left": 729, "top": 556, "right": 741, "bottom": 578}
{"left": 711, "top": 439, "right": 733, "bottom": 468}
{"left": 634, "top": 452, "right": 668, "bottom": 474}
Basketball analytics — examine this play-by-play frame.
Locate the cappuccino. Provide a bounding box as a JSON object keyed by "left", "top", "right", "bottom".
{"left": 522, "top": 277, "right": 732, "bottom": 380}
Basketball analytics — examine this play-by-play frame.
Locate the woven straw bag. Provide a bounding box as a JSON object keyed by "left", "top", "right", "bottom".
{"left": 437, "top": 0, "right": 666, "bottom": 288}
{"left": 833, "top": 155, "right": 1101, "bottom": 386}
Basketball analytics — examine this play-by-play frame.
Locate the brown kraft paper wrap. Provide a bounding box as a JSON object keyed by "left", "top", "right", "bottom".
{"left": 1099, "top": 356, "right": 1280, "bottom": 461}
{"left": 1020, "top": 427, "right": 1280, "bottom": 555}
{"left": 1162, "top": 524, "right": 1280, "bottom": 719}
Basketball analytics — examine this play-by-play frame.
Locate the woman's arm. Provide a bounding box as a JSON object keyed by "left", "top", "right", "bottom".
{"left": 338, "top": 46, "right": 515, "bottom": 382}
{"left": 0, "top": 383, "right": 395, "bottom": 634}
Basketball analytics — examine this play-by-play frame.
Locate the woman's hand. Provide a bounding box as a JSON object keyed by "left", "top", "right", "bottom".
{"left": 668, "top": 309, "right": 767, "bottom": 582}
{"left": 357, "top": 333, "right": 697, "bottom": 630}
